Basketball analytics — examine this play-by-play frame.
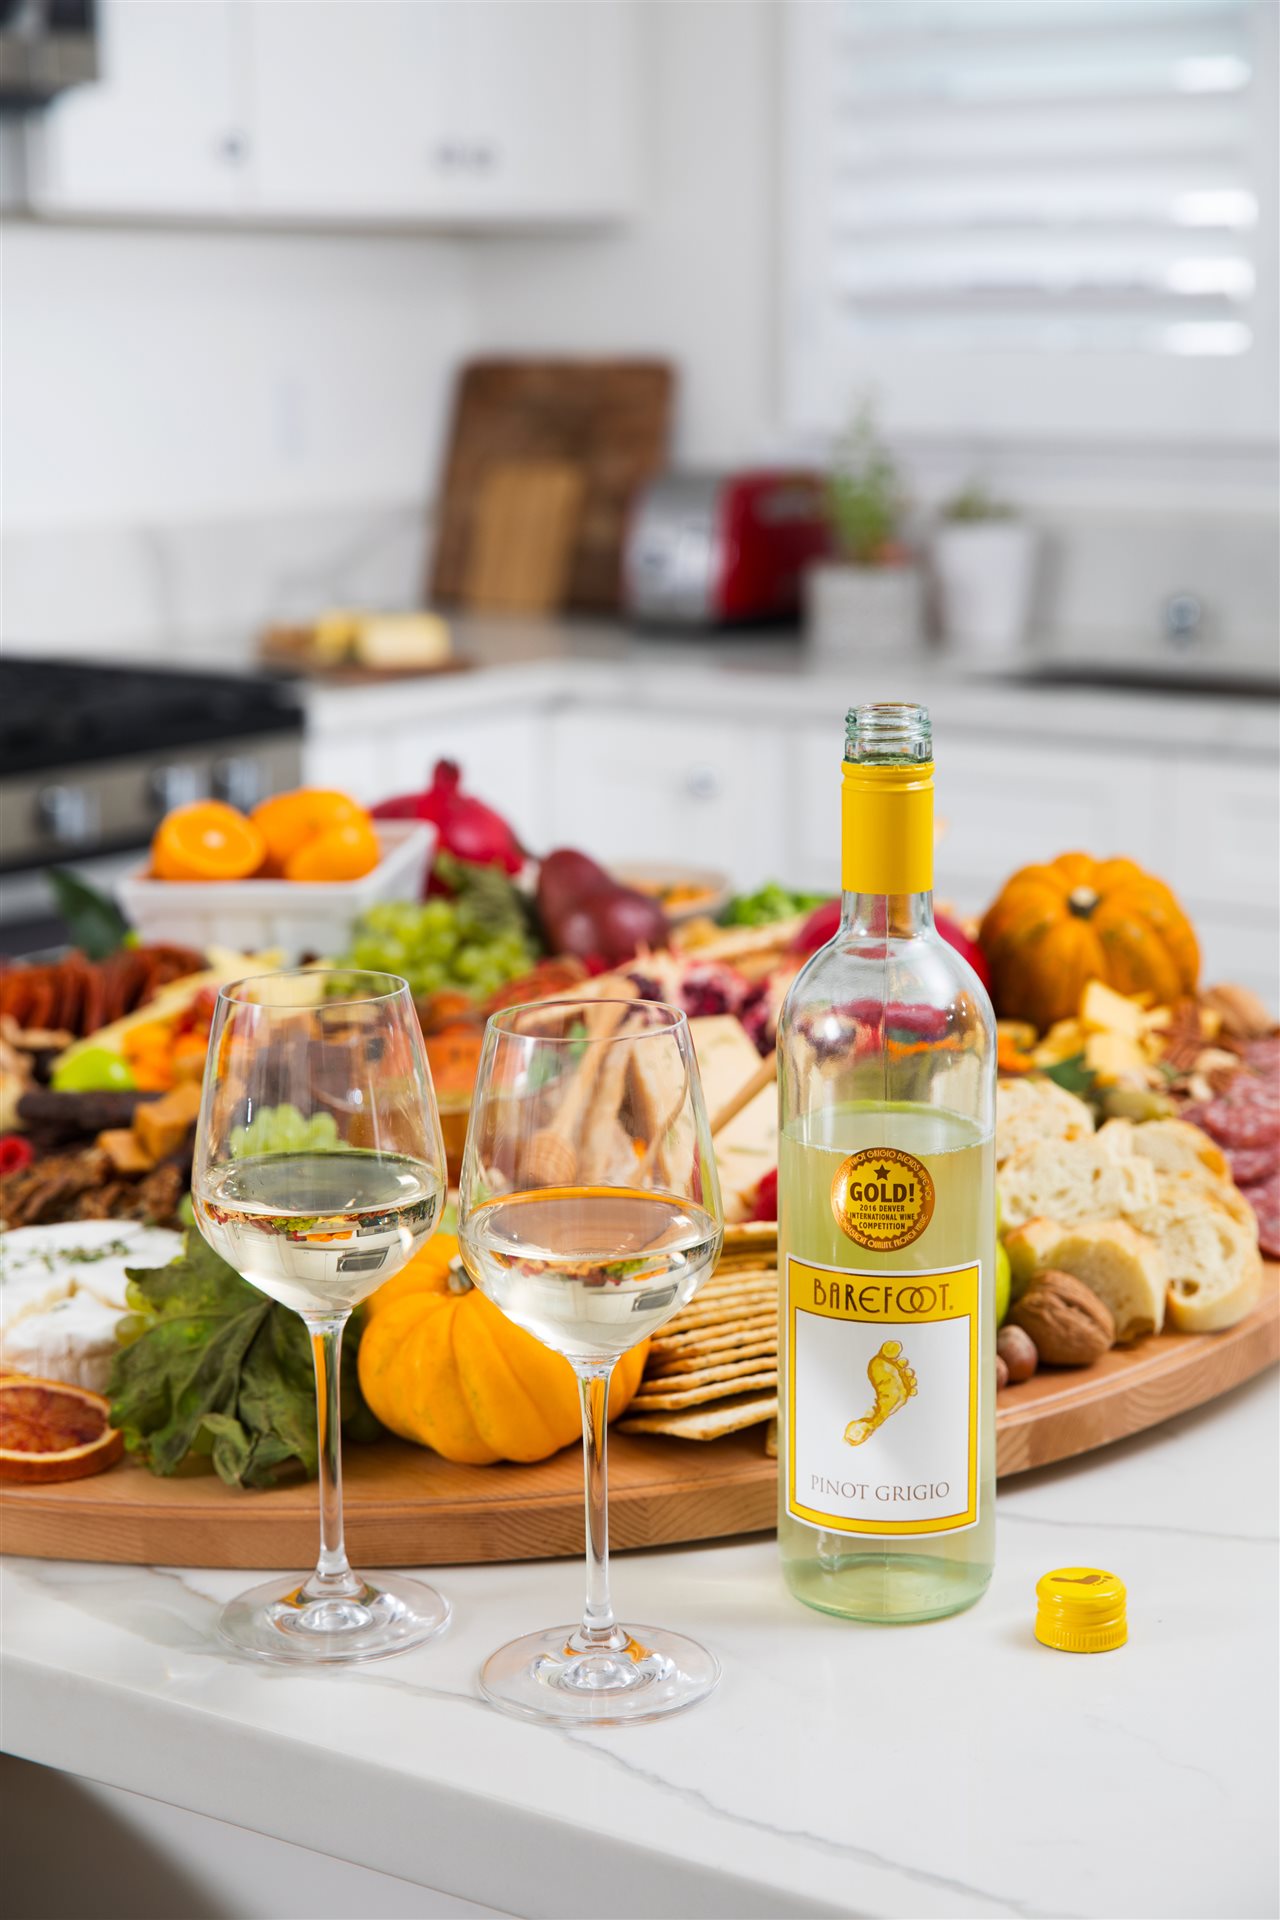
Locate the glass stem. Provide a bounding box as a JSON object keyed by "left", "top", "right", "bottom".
{"left": 575, "top": 1364, "right": 618, "bottom": 1645}
{"left": 302, "top": 1313, "right": 361, "bottom": 1599}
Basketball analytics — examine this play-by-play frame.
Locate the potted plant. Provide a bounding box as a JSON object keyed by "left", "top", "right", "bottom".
{"left": 804, "top": 404, "right": 926, "bottom": 658}
{"left": 932, "top": 482, "right": 1039, "bottom": 661}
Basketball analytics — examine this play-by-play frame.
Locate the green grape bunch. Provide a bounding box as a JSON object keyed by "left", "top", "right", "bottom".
{"left": 230, "top": 1105, "right": 341, "bottom": 1159}
{"left": 339, "top": 865, "right": 539, "bottom": 1003}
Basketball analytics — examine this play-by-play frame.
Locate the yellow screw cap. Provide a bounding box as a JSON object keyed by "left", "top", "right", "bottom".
{"left": 1035, "top": 1567, "right": 1127, "bottom": 1653}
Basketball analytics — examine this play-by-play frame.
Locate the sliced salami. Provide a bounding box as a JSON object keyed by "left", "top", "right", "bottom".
{"left": 1239, "top": 1034, "right": 1280, "bottom": 1077}
{"left": 1225, "top": 1142, "right": 1280, "bottom": 1187}
{"left": 1197, "top": 1093, "right": 1280, "bottom": 1150}
{"left": 1240, "top": 1174, "right": 1280, "bottom": 1259}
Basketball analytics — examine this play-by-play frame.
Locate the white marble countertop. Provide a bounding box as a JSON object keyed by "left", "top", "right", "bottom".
{"left": 3, "top": 1369, "right": 1277, "bottom": 1920}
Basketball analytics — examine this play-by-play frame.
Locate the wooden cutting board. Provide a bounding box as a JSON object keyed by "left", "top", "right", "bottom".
{"left": 461, "top": 459, "right": 585, "bottom": 613}
{"left": 4, "top": 1267, "right": 1274, "bottom": 1569}
{"left": 429, "top": 359, "right": 674, "bottom": 611}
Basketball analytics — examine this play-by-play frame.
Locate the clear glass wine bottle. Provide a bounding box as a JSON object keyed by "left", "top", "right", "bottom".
{"left": 776, "top": 703, "right": 997, "bottom": 1623}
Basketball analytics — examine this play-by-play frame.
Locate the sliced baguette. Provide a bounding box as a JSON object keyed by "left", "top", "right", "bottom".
{"left": 1111, "top": 1116, "right": 1230, "bottom": 1185}
{"left": 996, "top": 1077, "right": 1095, "bottom": 1169}
{"left": 1119, "top": 1118, "right": 1257, "bottom": 1234}
{"left": 997, "top": 1132, "right": 1160, "bottom": 1236}
{"left": 1004, "top": 1216, "right": 1166, "bottom": 1343}
{"left": 1134, "top": 1188, "right": 1264, "bottom": 1333}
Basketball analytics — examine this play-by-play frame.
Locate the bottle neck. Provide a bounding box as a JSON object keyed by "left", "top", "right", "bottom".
{"left": 841, "top": 888, "right": 935, "bottom": 938}
{"left": 840, "top": 758, "right": 935, "bottom": 900}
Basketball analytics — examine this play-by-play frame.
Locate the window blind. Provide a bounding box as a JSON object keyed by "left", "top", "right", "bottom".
{"left": 782, "top": 0, "right": 1276, "bottom": 440}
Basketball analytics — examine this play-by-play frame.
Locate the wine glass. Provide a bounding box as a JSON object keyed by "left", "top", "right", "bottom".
{"left": 457, "top": 997, "right": 724, "bottom": 1725}
{"left": 192, "top": 969, "right": 451, "bottom": 1664}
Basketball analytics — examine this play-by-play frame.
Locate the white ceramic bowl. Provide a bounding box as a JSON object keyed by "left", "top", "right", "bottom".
{"left": 117, "top": 821, "right": 435, "bottom": 960}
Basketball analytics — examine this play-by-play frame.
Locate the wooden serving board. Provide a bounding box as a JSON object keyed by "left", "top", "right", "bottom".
{"left": 3, "top": 1268, "right": 1275, "bottom": 1569}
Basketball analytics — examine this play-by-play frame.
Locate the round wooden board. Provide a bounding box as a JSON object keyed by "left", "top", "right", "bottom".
{"left": 3, "top": 1267, "right": 1275, "bottom": 1568}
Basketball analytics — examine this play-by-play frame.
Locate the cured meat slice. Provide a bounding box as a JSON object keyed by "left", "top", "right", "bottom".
{"left": 1226, "top": 1142, "right": 1280, "bottom": 1187}
{"left": 1196, "top": 1091, "right": 1280, "bottom": 1150}
{"left": 1239, "top": 1171, "right": 1280, "bottom": 1259}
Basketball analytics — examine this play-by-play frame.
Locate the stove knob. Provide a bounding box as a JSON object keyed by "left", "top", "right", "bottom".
{"left": 211, "top": 756, "right": 264, "bottom": 811}
{"left": 148, "top": 765, "right": 204, "bottom": 815}
{"left": 35, "top": 785, "right": 98, "bottom": 847}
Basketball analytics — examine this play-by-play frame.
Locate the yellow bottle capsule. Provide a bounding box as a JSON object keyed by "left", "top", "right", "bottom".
{"left": 1035, "top": 1566, "right": 1127, "bottom": 1653}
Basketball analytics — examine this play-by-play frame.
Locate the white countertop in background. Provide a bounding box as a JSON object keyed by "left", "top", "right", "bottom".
{"left": 296, "top": 616, "right": 1280, "bottom": 760}
{"left": 4, "top": 1370, "right": 1277, "bottom": 1920}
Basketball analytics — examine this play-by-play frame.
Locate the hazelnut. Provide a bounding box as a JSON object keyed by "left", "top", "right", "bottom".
{"left": 1009, "top": 1269, "right": 1115, "bottom": 1367}
{"left": 995, "top": 1353, "right": 1010, "bottom": 1391}
{"left": 997, "top": 1324, "right": 1038, "bottom": 1383}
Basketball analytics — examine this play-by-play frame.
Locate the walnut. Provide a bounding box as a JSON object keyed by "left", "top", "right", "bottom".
{"left": 1009, "top": 1270, "right": 1115, "bottom": 1367}
{"left": 1200, "top": 982, "right": 1275, "bottom": 1042}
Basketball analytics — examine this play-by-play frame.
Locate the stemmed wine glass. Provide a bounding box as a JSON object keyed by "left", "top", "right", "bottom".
{"left": 458, "top": 997, "right": 724, "bottom": 1725}
{"left": 193, "top": 969, "right": 451, "bottom": 1664}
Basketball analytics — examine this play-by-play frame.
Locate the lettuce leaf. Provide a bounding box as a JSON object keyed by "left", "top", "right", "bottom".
{"left": 108, "top": 1230, "right": 380, "bottom": 1489}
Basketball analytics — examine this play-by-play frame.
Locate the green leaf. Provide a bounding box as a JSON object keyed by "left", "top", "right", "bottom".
{"left": 108, "top": 1230, "right": 382, "bottom": 1490}
{"left": 44, "top": 867, "right": 131, "bottom": 960}
{"left": 1038, "top": 1053, "right": 1099, "bottom": 1100}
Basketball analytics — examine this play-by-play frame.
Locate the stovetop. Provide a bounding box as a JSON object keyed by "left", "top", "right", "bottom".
{"left": 0, "top": 658, "right": 304, "bottom": 776}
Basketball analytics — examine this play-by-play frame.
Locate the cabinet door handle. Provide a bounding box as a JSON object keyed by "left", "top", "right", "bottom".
{"left": 685, "top": 765, "right": 720, "bottom": 801}
{"left": 218, "top": 132, "right": 248, "bottom": 166}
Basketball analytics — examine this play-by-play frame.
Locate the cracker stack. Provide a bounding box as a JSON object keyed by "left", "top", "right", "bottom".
{"left": 618, "top": 1223, "right": 779, "bottom": 1441}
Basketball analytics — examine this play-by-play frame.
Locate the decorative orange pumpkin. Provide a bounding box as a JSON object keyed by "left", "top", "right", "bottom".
{"left": 978, "top": 853, "right": 1199, "bottom": 1032}
{"left": 358, "top": 1235, "right": 648, "bottom": 1465}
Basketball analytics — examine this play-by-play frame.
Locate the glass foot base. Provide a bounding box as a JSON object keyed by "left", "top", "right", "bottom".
{"left": 217, "top": 1572, "right": 451, "bottom": 1665}
{"left": 480, "top": 1624, "right": 720, "bottom": 1726}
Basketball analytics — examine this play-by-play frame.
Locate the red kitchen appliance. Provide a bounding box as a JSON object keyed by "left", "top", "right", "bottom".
{"left": 622, "top": 470, "right": 830, "bottom": 627}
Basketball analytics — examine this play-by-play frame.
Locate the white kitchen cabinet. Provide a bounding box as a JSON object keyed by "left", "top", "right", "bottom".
{"left": 26, "top": 0, "right": 637, "bottom": 226}
{"left": 303, "top": 700, "right": 546, "bottom": 848}
{"left": 25, "top": 2, "right": 251, "bottom": 217}
{"left": 546, "top": 709, "right": 787, "bottom": 888}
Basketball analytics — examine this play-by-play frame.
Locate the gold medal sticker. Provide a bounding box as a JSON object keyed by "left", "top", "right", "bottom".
{"left": 831, "top": 1146, "right": 935, "bottom": 1252}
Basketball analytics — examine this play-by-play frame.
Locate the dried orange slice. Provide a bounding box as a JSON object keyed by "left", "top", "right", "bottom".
{"left": 251, "top": 788, "right": 369, "bottom": 874}
{"left": 152, "top": 801, "right": 266, "bottom": 882}
{"left": 284, "top": 819, "right": 382, "bottom": 883}
{"left": 0, "top": 1376, "right": 125, "bottom": 1483}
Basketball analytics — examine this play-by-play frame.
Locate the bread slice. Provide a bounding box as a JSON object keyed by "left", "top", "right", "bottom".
{"left": 1113, "top": 1116, "right": 1230, "bottom": 1185}
{"left": 996, "top": 1077, "right": 1095, "bottom": 1169}
{"left": 997, "top": 1132, "right": 1159, "bottom": 1235}
{"left": 1134, "top": 1189, "right": 1264, "bottom": 1333}
{"left": 1003, "top": 1216, "right": 1167, "bottom": 1342}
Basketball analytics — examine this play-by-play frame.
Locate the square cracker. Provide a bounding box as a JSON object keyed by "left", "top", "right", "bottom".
{"left": 618, "top": 1393, "right": 779, "bottom": 1439}
{"left": 645, "top": 1336, "right": 776, "bottom": 1378}
{"left": 628, "top": 1368, "right": 778, "bottom": 1410}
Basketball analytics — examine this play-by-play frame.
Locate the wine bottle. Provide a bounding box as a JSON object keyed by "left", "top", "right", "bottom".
{"left": 776, "top": 703, "right": 996, "bottom": 1622}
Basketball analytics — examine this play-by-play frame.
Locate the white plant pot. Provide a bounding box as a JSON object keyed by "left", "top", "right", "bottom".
{"left": 803, "top": 561, "right": 927, "bottom": 661}
{"left": 933, "top": 521, "right": 1038, "bottom": 660}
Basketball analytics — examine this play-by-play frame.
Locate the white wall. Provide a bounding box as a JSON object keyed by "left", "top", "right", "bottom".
{"left": 2, "top": 222, "right": 470, "bottom": 531}
{"left": 466, "top": 0, "right": 781, "bottom": 469}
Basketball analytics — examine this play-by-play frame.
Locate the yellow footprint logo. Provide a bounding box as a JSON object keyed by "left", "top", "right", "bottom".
{"left": 844, "top": 1340, "right": 918, "bottom": 1447}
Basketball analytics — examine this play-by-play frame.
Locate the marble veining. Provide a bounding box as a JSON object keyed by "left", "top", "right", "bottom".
{"left": 4, "top": 1371, "right": 1277, "bottom": 1919}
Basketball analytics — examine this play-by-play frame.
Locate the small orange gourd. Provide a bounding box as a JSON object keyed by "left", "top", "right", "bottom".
{"left": 358, "top": 1236, "right": 648, "bottom": 1465}
{"left": 978, "top": 852, "right": 1200, "bottom": 1032}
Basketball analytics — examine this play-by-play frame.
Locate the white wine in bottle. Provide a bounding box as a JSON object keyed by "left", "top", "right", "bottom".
{"left": 776, "top": 703, "right": 996, "bottom": 1622}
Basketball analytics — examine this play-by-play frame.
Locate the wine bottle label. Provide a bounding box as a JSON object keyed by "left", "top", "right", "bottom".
{"left": 784, "top": 1254, "right": 980, "bottom": 1537}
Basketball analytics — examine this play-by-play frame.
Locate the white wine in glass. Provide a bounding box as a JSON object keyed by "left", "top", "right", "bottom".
{"left": 458, "top": 997, "right": 724, "bottom": 1726}
{"left": 192, "top": 969, "right": 451, "bottom": 1664}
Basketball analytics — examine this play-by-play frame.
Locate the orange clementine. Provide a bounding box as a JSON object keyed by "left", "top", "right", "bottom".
{"left": 284, "top": 820, "right": 382, "bottom": 883}
{"left": 251, "top": 788, "right": 369, "bottom": 874}
{"left": 151, "top": 802, "right": 265, "bottom": 882}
